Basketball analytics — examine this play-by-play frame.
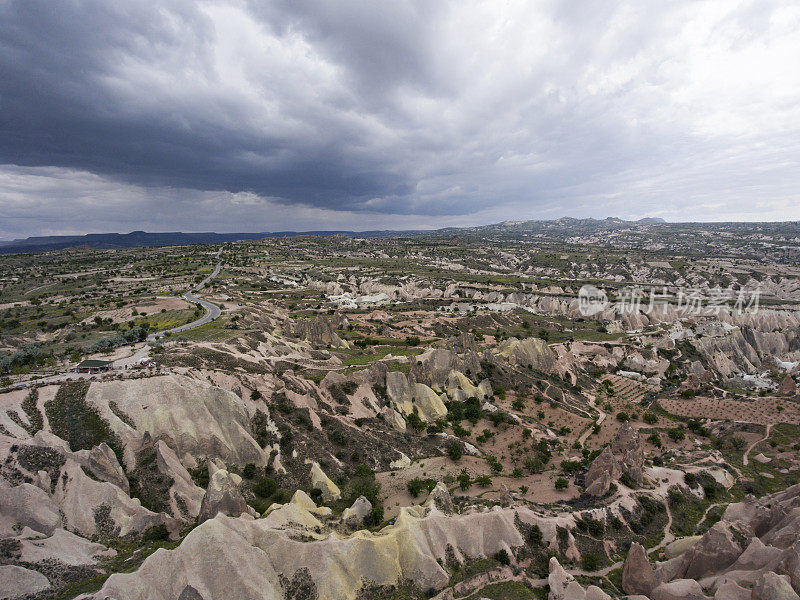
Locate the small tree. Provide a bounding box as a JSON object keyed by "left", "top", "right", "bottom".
{"left": 554, "top": 477, "right": 568, "bottom": 490}
{"left": 475, "top": 474, "right": 492, "bottom": 487}
{"left": 448, "top": 441, "right": 463, "bottom": 461}
{"left": 668, "top": 427, "right": 685, "bottom": 442}
{"left": 458, "top": 468, "right": 471, "bottom": 491}
{"left": 407, "top": 478, "right": 425, "bottom": 498}
{"left": 582, "top": 553, "right": 601, "bottom": 571}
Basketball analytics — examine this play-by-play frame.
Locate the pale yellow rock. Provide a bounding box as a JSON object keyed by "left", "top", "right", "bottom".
{"left": 382, "top": 406, "right": 406, "bottom": 432}
{"left": 495, "top": 337, "right": 555, "bottom": 371}
{"left": 665, "top": 535, "right": 701, "bottom": 559}
{"left": 390, "top": 453, "right": 411, "bottom": 470}
{"left": 94, "top": 501, "right": 530, "bottom": 600}
{"left": 413, "top": 383, "right": 448, "bottom": 422}
{"left": 308, "top": 461, "right": 341, "bottom": 502}
{"left": 446, "top": 371, "right": 482, "bottom": 399}
{"left": 386, "top": 371, "right": 414, "bottom": 416}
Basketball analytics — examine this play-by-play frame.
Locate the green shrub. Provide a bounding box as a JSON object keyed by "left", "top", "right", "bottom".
{"left": 447, "top": 441, "right": 463, "bottom": 461}
{"left": 253, "top": 476, "right": 278, "bottom": 498}
{"left": 242, "top": 463, "right": 257, "bottom": 479}
{"left": 407, "top": 477, "right": 425, "bottom": 498}
{"left": 581, "top": 553, "right": 601, "bottom": 571}
{"left": 475, "top": 475, "right": 492, "bottom": 487}
{"left": 364, "top": 505, "right": 384, "bottom": 527}
{"left": 45, "top": 381, "right": 123, "bottom": 461}
{"left": 458, "top": 468, "right": 471, "bottom": 490}
{"left": 668, "top": 427, "right": 685, "bottom": 442}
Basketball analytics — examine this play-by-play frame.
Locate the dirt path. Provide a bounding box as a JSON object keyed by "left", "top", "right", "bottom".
{"left": 697, "top": 502, "right": 724, "bottom": 529}
{"left": 567, "top": 502, "right": 674, "bottom": 578}
{"left": 577, "top": 398, "right": 606, "bottom": 446}
{"left": 24, "top": 282, "right": 55, "bottom": 295}
{"left": 743, "top": 423, "right": 773, "bottom": 466}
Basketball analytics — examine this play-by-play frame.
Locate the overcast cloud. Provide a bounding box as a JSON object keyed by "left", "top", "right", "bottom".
{"left": 1, "top": 0, "right": 799, "bottom": 238}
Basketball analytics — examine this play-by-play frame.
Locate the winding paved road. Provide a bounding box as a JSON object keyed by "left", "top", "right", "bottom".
{"left": 148, "top": 250, "right": 223, "bottom": 341}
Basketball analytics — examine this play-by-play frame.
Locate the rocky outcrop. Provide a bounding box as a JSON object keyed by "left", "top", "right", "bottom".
{"left": 425, "top": 482, "right": 453, "bottom": 513}
{"left": 84, "top": 375, "right": 270, "bottom": 469}
{"left": 410, "top": 348, "right": 461, "bottom": 389}
{"left": 495, "top": 337, "right": 555, "bottom": 371}
{"left": 752, "top": 572, "right": 800, "bottom": 600}
{"left": 622, "top": 542, "right": 660, "bottom": 596}
{"left": 583, "top": 447, "right": 620, "bottom": 497}
{"left": 445, "top": 370, "right": 491, "bottom": 400}
{"left": 0, "top": 483, "right": 61, "bottom": 536}
{"left": 679, "top": 521, "right": 744, "bottom": 580}
{"left": 308, "top": 461, "right": 341, "bottom": 502}
{"left": 91, "top": 501, "right": 551, "bottom": 600}
{"left": 72, "top": 442, "right": 129, "bottom": 494}
{"left": 611, "top": 422, "right": 645, "bottom": 485}
{"left": 263, "top": 490, "right": 331, "bottom": 528}
{"left": 547, "top": 556, "right": 610, "bottom": 600}
{"left": 155, "top": 440, "right": 205, "bottom": 519}
{"left": 584, "top": 423, "right": 644, "bottom": 496}
{"left": 0, "top": 565, "right": 51, "bottom": 598}
{"left": 714, "top": 580, "right": 750, "bottom": 600}
{"left": 385, "top": 372, "right": 447, "bottom": 422}
{"left": 341, "top": 496, "right": 372, "bottom": 526}
{"left": 386, "top": 371, "right": 414, "bottom": 415}
{"left": 389, "top": 452, "right": 411, "bottom": 470}
{"left": 293, "top": 316, "right": 348, "bottom": 348}
{"left": 413, "top": 383, "right": 448, "bottom": 421}
{"left": 198, "top": 469, "right": 250, "bottom": 523}
{"left": 650, "top": 578, "right": 709, "bottom": 600}
{"left": 84, "top": 479, "right": 800, "bottom": 600}
{"left": 643, "top": 484, "right": 800, "bottom": 598}
{"left": 382, "top": 406, "right": 407, "bottom": 432}
{"left": 55, "top": 458, "right": 173, "bottom": 537}
{"left": 13, "top": 527, "right": 112, "bottom": 567}
{"left": 779, "top": 374, "right": 796, "bottom": 395}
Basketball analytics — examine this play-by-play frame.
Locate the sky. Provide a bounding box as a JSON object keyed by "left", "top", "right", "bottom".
{"left": 1, "top": 0, "right": 800, "bottom": 239}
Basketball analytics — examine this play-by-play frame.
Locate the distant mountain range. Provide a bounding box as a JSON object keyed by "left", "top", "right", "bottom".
{"left": 0, "top": 229, "right": 412, "bottom": 254}
{"left": 0, "top": 217, "right": 670, "bottom": 254}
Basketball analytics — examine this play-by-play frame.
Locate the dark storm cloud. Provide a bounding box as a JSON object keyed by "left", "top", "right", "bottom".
{"left": 0, "top": 0, "right": 412, "bottom": 210}
{"left": 1, "top": 0, "right": 799, "bottom": 237}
